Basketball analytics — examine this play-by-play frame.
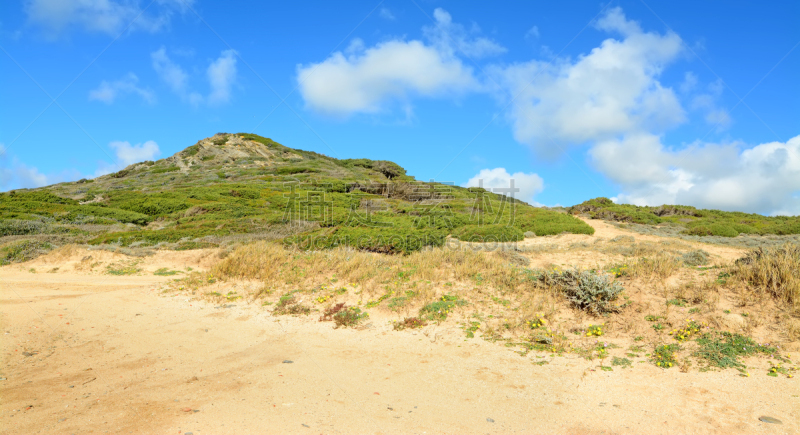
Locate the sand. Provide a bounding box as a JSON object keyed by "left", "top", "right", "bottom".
{"left": 2, "top": 221, "right": 799, "bottom": 434}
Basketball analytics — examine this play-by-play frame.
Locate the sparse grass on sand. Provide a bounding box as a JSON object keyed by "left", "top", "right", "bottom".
{"left": 152, "top": 238, "right": 800, "bottom": 377}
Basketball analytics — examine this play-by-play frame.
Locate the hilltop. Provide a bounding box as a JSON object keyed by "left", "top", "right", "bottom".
{"left": 0, "top": 133, "right": 592, "bottom": 262}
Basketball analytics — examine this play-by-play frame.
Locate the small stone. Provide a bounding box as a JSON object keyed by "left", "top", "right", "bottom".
{"left": 282, "top": 360, "right": 293, "bottom": 364}
{"left": 301, "top": 424, "right": 309, "bottom": 428}
{"left": 185, "top": 432, "right": 193, "bottom": 435}
{"left": 759, "top": 416, "right": 782, "bottom": 424}
{"left": 487, "top": 418, "right": 495, "bottom": 423}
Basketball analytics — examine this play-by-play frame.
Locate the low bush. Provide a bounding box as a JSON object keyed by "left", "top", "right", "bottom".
{"left": 333, "top": 306, "right": 368, "bottom": 328}
{"left": 453, "top": 224, "right": 523, "bottom": 243}
{"left": 393, "top": 317, "right": 427, "bottom": 330}
{"left": 540, "top": 269, "right": 624, "bottom": 315}
{"left": 681, "top": 249, "right": 710, "bottom": 266}
{"left": 150, "top": 165, "right": 180, "bottom": 174}
{"left": 694, "top": 331, "right": 776, "bottom": 371}
{"left": 419, "top": 295, "right": 467, "bottom": 321}
{"left": 273, "top": 292, "right": 311, "bottom": 315}
{"left": 0, "top": 240, "right": 54, "bottom": 265}
{"left": 285, "top": 227, "right": 447, "bottom": 254}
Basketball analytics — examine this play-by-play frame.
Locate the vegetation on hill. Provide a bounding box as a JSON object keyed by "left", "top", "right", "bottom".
{"left": 569, "top": 197, "right": 800, "bottom": 237}
{"left": 0, "top": 133, "right": 593, "bottom": 260}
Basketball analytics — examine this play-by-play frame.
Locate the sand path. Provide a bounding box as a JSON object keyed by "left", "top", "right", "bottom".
{"left": 1, "top": 266, "right": 797, "bottom": 434}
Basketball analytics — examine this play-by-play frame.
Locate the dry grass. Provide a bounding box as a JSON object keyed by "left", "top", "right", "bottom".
{"left": 212, "top": 241, "right": 540, "bottom": 298}
{"left": 732, "top": 244, "right": 800, "bottom": 315}
{"left": 160, "top": 237, "right": 800, "bottom": 358}
{"left": 626, "top": 253, "right": 680, "bottom": 281}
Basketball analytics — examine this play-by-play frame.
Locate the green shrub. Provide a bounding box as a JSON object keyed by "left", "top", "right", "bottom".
{"left": 223, "top": 189, "right": 260, "bottom": 199}
{"left": 0, "top": 240, "right": 53, "bottom": 265}
{"left": 285, "top": 227, "right": 447, "bottom": 254}
{"left": 540, "top": 269, "right": 624, "bottom": 315}
{"left": 112, "top": 195, "right": 190, "bottom": 216}
{"left": 569, "top": 197, "right": 800, "bottom": 237}
{"left": 333, "top": 306, "right": 369, "bottom": 327}
{"left": 276, "top": 166, "right": 317, "bottom": 175}
{"left": 683, "top": 224, "right": 739, "bottom": 237}
{"left": 652, "top": 344, "right": 680, "bottom": 368}
{"left": 694, "top": 331, "right": 776, "bottom": 370}
{"left": 1, "top": 191, "right": 77, "bottom": 205}
{"left": 184, "top": 145, "right": 200, "bottom": 156}
{"left": 681, "top": 249, "right": 710, "bottom": 266}
{"left": 514, "top": 211, "right": 595, "bottom": 236}
{"left": 273, "top": 292, "right": 311, "bottom": 315}
{"left": 453, "top": 224, "right": 523, "bottom": 243}
{"left": 150, "top": 165, "right": 180, "bottom": 174}
{"left": 0, "top": 219, "right": 49, "bottom": 236}
{"left": 419, "top": 294, "right": 466, "bottom": 321}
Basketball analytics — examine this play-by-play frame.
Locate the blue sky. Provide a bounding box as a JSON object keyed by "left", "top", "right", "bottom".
{"left": 1, "top": 1, "right": 798, "bottom": 214}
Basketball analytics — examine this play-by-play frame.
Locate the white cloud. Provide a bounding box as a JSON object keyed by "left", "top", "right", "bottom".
{"left": 151, "top": 47, "right": 189, "bottom": 94}
{"left": 679, "top": 71, "right": 698, "bottom": 93}
{"left": 296, "top": 8, "right": 505, "bottom": 116}
{"left": 0, "top": 144, "right": 81, "bottom": 190}
{"left": 24, "top": 0, "right": 193, "bottom": 38}
{"left": 88, "top": 72, "right": 155, "bottom": 104}
{"left": 297, "top": 39, "right": 476, "bottom": 116}
{"left": 207, "top": 50, "right": 238, "bottom": 105}
{"left": 689, "top": 78, "right": 731, "bottom": 130}
{"left": 464, "top": 168, "right": 544, "bottom": 204}
{"left": 109, "top": 140, "right": 160, "bottom": 166}
{"left": 379, "top": 7, "right": 395, "bottom": 20}
{"left": 589, "top": 133, "right": 800, "bottom": 215}
{"left": 424, "top": 8, "right": 506, "bottom": 59}
{"left": 151, "top": 48, "right": 238, "bottom": 106}
{"left": 489, "top": 7, "right": 684, "bottom": 153}
{"left": 594, "top": 6, "right": 642, "bottom": 36}
{"left": 525, "top": 26, "right": 540, "bottom": 39}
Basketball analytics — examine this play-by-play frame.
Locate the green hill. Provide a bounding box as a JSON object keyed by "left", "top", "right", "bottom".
{"left": 0, "top": 133, "right": 593, "bottom": 262}
{"left": 568, "top": 197, "right": 800, "bottom": 237}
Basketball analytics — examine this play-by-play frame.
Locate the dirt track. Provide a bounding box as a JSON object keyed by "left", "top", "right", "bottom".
{"left": 2, "top": 263, "right": 798, "bottom": 434}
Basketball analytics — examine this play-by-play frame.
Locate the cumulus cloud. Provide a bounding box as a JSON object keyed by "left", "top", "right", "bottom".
{"left": 589, "top": 133, "right": 800, "bottom": 215}
{"left": 423, "top": 8, "right": 507, "bottom": 59}
{"left": 297, "top": 39, "right": 476, "bottom": 116}
{"left": 464, "top": 167, "right": 544, "bottom": 204}
{"left": 488, "top": 7, "right": 684, "bottom": 153}
{"left": 296, "top": 8, "right": 502, "bottom": 116}
{"left": 109, "top": 140, "right": 160, "bottom": 166}
{"left": 0, "top": 143, "right": 81, "bottom": 190}
{"left": 525, "top": 26, "right": 540, "bottom": 40}
{"left": 207, "top": 50, "right": 238, "bottom": 105}
{"left": 24, "top": 0, "right": 193, "bottom": 38}
{"left": 151, "top": 47, "right": 189, "bottom": 94}
{"left": 379, "top": 7, "right": 395, "bottom": 20}
{"left": 151, "top": 47, "right": 237, "bottom": 106}
{"left": 689, "top": 79, "right": 731, "bottom": 130}
{"left": 88, "top": 72, "right": 155, "bottom": 104}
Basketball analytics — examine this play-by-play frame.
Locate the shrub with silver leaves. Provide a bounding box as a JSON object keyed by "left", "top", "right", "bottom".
{"left": 540, "top": 269, "right": 624, "bottom": 315}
